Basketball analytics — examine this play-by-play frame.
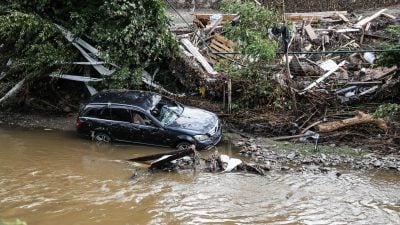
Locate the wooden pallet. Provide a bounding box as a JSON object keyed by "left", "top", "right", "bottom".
{"left": 209, "top": 34, "right": 237, "bottom": 62}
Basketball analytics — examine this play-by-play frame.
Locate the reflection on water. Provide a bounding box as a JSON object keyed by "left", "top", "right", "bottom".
{"left": 0, "top": 128, "right": 399, "bottom": 225}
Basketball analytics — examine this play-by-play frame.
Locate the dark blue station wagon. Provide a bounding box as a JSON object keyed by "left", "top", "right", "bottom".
{"left": 76, "top": 90, "right": 222, "bottom": 150}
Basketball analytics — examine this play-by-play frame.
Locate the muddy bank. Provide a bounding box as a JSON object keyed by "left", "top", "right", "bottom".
{"left": 228, "top": 133, "right": 400, "bottom": 173}
{"left": 0, "top": 112, "right": 76, "bottom": 131}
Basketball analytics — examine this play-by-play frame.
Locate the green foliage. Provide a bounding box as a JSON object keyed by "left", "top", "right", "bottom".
{"left": 221, "top": 0, "right": 279, "bottom": 63}
{"left": 218, "top": 0, "right": 284, "bottom": 109}
{"left": 0, "top": 0, "right": 176, "bottom": 88}
{"left": 373, "top": 103, "right": 400, "bottom": 121}
{"left": 376, "top": 25, "right": 400, "bottom": 67}
{"left": 386, "top": 25, "right": 400, "bottom": 37}
{"left": 0, "top": 11, "right": 75, "bottom": 81}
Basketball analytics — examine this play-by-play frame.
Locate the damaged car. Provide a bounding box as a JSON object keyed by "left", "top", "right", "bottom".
{"left": 76, "top": 90, "right": 222, "bottom": 150}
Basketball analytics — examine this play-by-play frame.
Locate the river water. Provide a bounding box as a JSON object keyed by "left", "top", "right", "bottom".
{"left": 0, "top": 128, "right": 399, "bottom": 225}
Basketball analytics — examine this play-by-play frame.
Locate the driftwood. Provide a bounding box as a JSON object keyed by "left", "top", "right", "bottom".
{"left": 316, "top": 111, "right": 388, "bottom": 133}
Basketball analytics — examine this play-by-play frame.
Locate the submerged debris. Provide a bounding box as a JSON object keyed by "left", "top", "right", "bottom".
{"left": 128, "top": 145, "right": 266, "bottom": 175}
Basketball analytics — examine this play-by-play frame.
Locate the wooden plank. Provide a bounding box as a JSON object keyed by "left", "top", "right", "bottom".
{"left": 211, "top": 39, "right": 234, "bottom": 52}
{"left": 304, "top": 24, "right": 318, "bottom": 41}
{"left": 285, "top": 11, "right": 348, "bottom": 18}
{"left": 210, "top": 42, "right": 226, "bottom": 53}
{"left": 355, "top": 9, "right": 387, "bottom": 27}
{"left": 335, "top": 28, "right": 360, "bottom": 33}
{"left": 336, "top": 12, "right": 349, "bottom": 22}
{"left": 301, "top": 61, "right": 346, "bottom": 93}
{"left": 181, "top": 38, "right": 218, "bottom": 75}
{"left": 286, "top": 15, "right": 321, "bottom": 23}
{"left": 207, "top": 16, "right": 223, "bottom": 35}
{"left": 214, "top": 34, "right": 236, "bottom": 48}
{"left": 382, "top": 12, "right": 396, "bottom": 19}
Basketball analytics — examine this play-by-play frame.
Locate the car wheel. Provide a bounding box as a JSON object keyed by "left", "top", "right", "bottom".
{"left": 93, "top": 132, "right": 111, "bottom": 144}
{"left": 176, "top": 141, "right": 191, "bottom": 151}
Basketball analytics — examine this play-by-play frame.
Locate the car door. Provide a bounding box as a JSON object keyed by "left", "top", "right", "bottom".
{"left": 109, "top": 107, "right": 143, "bottom": 143}
{"left": 130, "top": 110, "right": 171, "bottom": 147}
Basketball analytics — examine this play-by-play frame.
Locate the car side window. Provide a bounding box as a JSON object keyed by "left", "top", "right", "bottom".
{"left": 98, "top": 107, "right": 111, "bottom": 120}
{"left": 131, "top": 110, "right": 156, "bottom": 127}
{"left": 110, "top": 108, "right": 131, "bottom": 122}
{"left": 83, "top": 105, "right": 109, "bottom": 119}
{"left": 83, "top": 106, "right": 100, "bottom": 118}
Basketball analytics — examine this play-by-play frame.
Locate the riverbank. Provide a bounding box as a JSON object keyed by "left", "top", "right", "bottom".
{"left": 0, "top": 111, "right": 76, "bottom": 131}
{"left": 225, "top": 132, "right": 400, "bottom": 173}
{"left": 1, "top": 111, "right": 398, "bottom": 172}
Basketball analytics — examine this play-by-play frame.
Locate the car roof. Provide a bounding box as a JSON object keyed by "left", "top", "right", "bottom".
{"left": 88, "top": 90, "right": 161, "bottom": 111}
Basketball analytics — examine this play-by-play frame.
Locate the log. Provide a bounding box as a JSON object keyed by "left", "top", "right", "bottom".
{"left": 316, "top": 111, "right": 387, "bottom": 133}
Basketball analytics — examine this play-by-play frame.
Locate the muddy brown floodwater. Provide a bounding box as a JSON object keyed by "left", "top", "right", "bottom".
{"left": 0, "top": 128, "right": 399, "bottom": 225}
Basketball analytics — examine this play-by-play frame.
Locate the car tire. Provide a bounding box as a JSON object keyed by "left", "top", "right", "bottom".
{"left": 176, "top": 141, "right": 191, "bottom": 151}
{"left": 93, "top": 132, "right": 111, "bottom": 144}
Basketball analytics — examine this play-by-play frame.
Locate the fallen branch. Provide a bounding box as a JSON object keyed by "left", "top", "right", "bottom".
{"left": 0, "top": 79, "right": 25, "bottom": 104}
{"left": 316, "top": 111, "right": 387, "bottom": 133}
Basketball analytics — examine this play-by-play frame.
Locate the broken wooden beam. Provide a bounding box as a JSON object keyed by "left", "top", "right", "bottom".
{"left": 181, "top": 38, "right": 218, "bottom": 75}
{"left": 301, "top": 61, "right": 346, "bottom": 92}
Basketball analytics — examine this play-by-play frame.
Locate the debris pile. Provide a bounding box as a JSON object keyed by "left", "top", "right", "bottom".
{"left": 282, "top": 9, "right": 399, "bottom": 106}
{"left": 128, "top": 145, "right": 267, "bottom": 175}
{"left": 171, "top": 8, "right": 400, "bottom": 106}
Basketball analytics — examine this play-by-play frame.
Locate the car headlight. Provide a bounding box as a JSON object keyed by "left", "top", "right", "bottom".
{"left": 194, "top": 134, "right": 210, "bottom": 142}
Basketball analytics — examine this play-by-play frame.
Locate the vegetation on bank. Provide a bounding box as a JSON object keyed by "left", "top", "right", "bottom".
{"left": 0, "top": 0, "right": 175, "bottom": 107}
{"left": 217, "top": 1, "right": 287, "bottom": 109}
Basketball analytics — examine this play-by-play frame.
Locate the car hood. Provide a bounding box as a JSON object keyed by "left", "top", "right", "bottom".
{"left": 166, "top": 106, "right": 217, "bottom": 134}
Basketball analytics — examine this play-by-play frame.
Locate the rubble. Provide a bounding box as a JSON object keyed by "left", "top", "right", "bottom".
{"left": 167, "top": 5, "right": 400, "bottom": 150}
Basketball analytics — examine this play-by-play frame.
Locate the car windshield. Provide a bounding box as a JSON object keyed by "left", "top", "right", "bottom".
{"left": 151, "top": 97, "right": 184, "bottom": 126}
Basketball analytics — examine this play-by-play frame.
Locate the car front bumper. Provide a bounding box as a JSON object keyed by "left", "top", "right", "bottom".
{"left": 196, "top": 125, "right": 223, "bottom": 150}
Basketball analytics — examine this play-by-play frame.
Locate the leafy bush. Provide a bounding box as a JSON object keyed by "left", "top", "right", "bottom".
{"left": 374, "top": 103, "right": 400, "bottom": 121}
{"left": 376, "top": 25, "right": 400, "bottom": 67}
{"left": 221, "top": 0, "right": 279, "bottom": 63}
{"left": 218, "top": 0, "right": 284, "bottom": 109}
{"left": 0, "top": 0, "right": 176, "bottom": 88}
